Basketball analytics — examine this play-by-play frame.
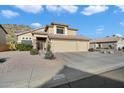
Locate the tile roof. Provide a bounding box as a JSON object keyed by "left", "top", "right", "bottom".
{"left": 15, "top": 27, "right": 45, "bottom": 36}
{"left": 51, "top": 22, "right": 69, "bottom": 27}
{"left": 48, "top": 34, "right": 90, "bottom": 41}
{"left": 49, "top": 22, "right": 78, "bottom": 31}
{"left": 31, "top": 32, "right": 89, "bottom": 41}
{"left": 32, "top": 31, "right": 48, "bottom": 35}
{"left": 90, "top": 37, "right": 121, "bottom": 43}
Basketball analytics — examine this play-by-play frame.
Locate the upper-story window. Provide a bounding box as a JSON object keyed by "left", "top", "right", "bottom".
{"left": 57, "top": 28, "right": 64, "bottom": 34}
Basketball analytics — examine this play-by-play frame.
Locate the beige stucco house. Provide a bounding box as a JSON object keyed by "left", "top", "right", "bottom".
{"left": 90, "top": 36, "right": 124, "bottom": 50}
{"left": 16, "top": 22, "right": 90, "bottom": 52}
{"left": 0, "top": 25, "right": 8, "bottom": 52}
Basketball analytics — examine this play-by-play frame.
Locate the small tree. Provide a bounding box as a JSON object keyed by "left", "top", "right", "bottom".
{"left": 7, "top": 34, "right": 16, "bottom": 51}
{"left": 44, "top": 42, "right": 55, "bottom": 59}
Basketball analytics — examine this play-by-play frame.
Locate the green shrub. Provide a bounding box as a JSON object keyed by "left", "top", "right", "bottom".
{"left": 45, "top": 50, "right": 54, "bottom": 59}
{"left": 16, "top": 44, "right": 33, "bottom": 51}
{"left": 30, "top": 49, "right": 39, "bottom": 55}
{"left": 88, "top": 48, "right": 94, "bottom": 52}
{"left": 44, "top": 43, "right": 55, "bottom": 59}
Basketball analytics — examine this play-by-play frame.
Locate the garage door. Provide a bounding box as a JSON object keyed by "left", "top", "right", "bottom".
{"left": 51, "top": 39, "right": 89, "bottom": 52}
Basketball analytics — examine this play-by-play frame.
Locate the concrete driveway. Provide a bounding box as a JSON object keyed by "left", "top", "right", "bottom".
{"left": 0, "top": 51, "right": 124, "bottom": 88}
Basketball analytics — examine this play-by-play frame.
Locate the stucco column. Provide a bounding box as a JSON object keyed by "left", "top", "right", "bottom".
{"left": 64, "top": 27, "right": 68, "bottom": 35}
{"left": 53, "top": 25, "right": 57, "bottom": 34}
{"left": 32, "top": 39, "right": 37, "bottom": 49}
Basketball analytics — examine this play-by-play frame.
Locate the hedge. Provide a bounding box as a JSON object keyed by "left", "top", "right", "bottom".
{"left": 16, "top": 44, "right": 33, "bottom": 51}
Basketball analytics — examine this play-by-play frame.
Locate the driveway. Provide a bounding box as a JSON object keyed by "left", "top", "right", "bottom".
{"left": 0, "top": 51, "right": 124, "bottom": 87}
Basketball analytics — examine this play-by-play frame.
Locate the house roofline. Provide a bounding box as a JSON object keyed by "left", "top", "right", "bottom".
{"left": 0, "top": 25, "right": 8, "bottom": 34}
{"left": 51, "top": 22, "right": 69, "bottom": 27}
{"left": 16, "top": 26, "right": 45, "bottom": 36}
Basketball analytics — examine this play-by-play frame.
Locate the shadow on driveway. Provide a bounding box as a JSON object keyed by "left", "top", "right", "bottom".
{"left": 0, "top": 58, "right": 8, "bottom": 63}
{"left": 37, "top": 66, "right": 124, "bottom": 88}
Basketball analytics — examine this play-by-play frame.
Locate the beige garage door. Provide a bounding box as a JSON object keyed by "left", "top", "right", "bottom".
{"left": 51, "top": 39, "right": 89, "bottom": 52}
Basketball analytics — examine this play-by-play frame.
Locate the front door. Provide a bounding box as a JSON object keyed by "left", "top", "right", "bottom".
{"left": 37, "top": 41, "right": 43, "bottom": 50}
{"left": 36, "top": 37, "right": 46, "bottom": 50}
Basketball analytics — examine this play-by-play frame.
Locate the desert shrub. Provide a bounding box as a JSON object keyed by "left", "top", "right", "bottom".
{"left": 8, "top": 43, "right": 16, "bottom": 51}
{"left": 44, "top": 43, "right": 55, "bottom": 59}
{"left": 30, "top": 49, "right": 39, "bottom": 55}
{"left": 108, "top": 45, "right": 113, "bottom": 49}
{"left": 118, "top": 47, "right": 121, "bottom": 51}
{"left": 96, "top": 47, "right": 100, "bottom": 49}
{"left": 88, "top": 48, "right": 94, "bottom": 52}
{"left": 16, "top": 44, "right": 33, "bottom": 51}
{"left": 103, "top": 47, "right": 109, "bottom": 49}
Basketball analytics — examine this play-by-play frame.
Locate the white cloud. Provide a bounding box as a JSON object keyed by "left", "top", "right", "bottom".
{"left": 60, "top": 6, "right": 78, "bottom": 13}
{"left": 115, "top": 5, "right": 124, "bottom": 12}
{"left": 96, "top": 26, "right": 104, "bottom": 34}
{"left": 81, "top": 5, "right": 109, "bottom": 16}
{"left": 120, "top": 21, "right": 124, "bottom": 27}
{"left": 46, "top": 5, "right": 78, "bottom": 13}
{"left": 115, "top": 34, "right": 123, "bottom": 37}
{"left": 31, "top": 22, "right": 42, "bottom": 28}
{"left": 15, "top": 5, "right": 43, "bottom": 14}
{"left": 1, "top": 10, "right": 19, "bottom": 18}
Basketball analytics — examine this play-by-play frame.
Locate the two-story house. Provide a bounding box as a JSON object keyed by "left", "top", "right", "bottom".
{"left": 0, "top": 25, "right": 8, "bottom": 52}
{"left": 16, "top": 22, "right": 90, "bottom": 52}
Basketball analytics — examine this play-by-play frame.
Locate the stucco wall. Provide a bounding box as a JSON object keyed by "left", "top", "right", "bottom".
{"left": 47, "top": 25, "right": 76, "bottom": 36}
{"left": 50, "top": 39, "right": 89, "bottom": 52}
{"left": 17, "top": 33, "right": 32, "bottom": 44}
{"left": 117, "top": 39, "right": 124, "bottom": 49}
{"left": 47, "top": 26, "right": 55, "bottom": 34}
{"left": 90, "top": 43, "right": 95, "bottom": 49}
{"left": 68, "top": 29, "right": 76, "bottom": 35}
{"left": 0, "top": 27, "right": 6, "bottom": 44}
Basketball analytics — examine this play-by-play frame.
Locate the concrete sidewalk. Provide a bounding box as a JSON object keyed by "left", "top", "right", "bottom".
{"left": 0, "top": 51, "right": 124, "bottom": 88}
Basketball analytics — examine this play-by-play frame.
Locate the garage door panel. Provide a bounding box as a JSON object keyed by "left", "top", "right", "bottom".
{"left": 51, "top": 39, "right": 88, "bottom": 52}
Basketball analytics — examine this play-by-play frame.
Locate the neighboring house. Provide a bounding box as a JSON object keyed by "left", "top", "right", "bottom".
{"left": 90, "top": 36, "right": 124, "bottom": 50}
{"left": 0, "top": 25, "right": 8, "bottom": 52}
{"left": 16, "top": 22, "right": 90, "bottom": 52}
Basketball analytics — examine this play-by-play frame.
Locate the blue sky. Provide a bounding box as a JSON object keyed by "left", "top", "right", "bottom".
{"left": 0, "top": 5, "right": 124, "bottom": 39}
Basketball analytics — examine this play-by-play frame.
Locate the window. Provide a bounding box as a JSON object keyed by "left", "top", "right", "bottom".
{"left": 29, "top": 37, "right": 32, "bottom": 40}
{"left": 26, "top": 37, "right": 28, "bottom": 39}
{"left": 57, "top": 28, "right": 64, "bottom": 34}
{"left": 22, "top": 37, "right": 25, "bottom": 39}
